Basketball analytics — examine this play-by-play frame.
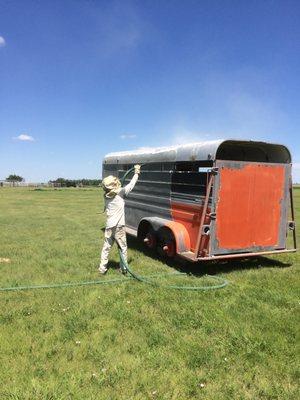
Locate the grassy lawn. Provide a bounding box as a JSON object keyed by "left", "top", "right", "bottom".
{"left": 0, "top": 187, "right": 299, "bottom": 399}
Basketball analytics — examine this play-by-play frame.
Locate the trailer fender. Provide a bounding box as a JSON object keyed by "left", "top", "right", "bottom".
{"left": 138, "top": 217, "right": 191, "bottom": 253}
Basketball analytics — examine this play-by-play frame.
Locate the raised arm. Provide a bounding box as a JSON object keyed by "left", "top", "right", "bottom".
{"left": 119, "top": 165, "right": 141, "bottom": 197}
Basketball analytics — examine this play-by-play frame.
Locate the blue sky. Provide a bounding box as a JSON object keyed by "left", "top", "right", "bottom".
{"left": 0, "top": 0, "right": 300, "bottom": 182}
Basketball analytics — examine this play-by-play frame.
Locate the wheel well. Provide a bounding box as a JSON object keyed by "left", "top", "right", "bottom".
{"left": 157, "top": 226, "right": 177, "bottom": 249}
{"left": 137, "top": 220, "right": 153, "bottom": 239}
{"left": 137, "top": 217, "right": 191, "bottom": 254}
{"left": 156, "top": 226, "right": 176, "bottom": 257}
{"left": 157, "top": 226, "right": 175, "bottom": 240}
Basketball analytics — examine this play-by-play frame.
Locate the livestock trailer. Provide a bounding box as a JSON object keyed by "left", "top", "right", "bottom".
{"left": 103, "top": 140, "right": 297, "bottom": 261}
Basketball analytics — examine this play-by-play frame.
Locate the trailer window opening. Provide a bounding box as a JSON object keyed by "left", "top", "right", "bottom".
{"left": 104, "top": 164, "right": 118, "bottom": 172}
{"left": 175, "top": 161, "right": 213, "bottom": 172}
{"left": 117, "top": 163, "right": 175, "bottom": 172}
{"left": 171, "top": 161, "right": 212, "bottom": 197}
{"left": 198, "top": 167, "right": 211, "bottom": 173}
{"left": 216, "top": 141, "right": 291, "bottom": 163}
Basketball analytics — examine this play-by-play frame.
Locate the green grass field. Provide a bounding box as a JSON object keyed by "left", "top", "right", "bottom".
{"left": 0, "top": 187, "right": 299, "bottom": 399}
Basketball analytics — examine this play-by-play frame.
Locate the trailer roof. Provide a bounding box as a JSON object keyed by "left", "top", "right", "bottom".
{"left": 103, "top": 139, "right": 291, "bottom": 164}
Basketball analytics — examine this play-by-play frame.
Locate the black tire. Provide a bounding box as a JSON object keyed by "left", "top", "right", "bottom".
{"left": 157, "top": 227, "right": 176, "bottom": 258}
{"left": 138, "top": 221, "right": 156, "bottom": 249}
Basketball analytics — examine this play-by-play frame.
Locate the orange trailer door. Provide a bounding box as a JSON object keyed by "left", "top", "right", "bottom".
{"left": 210, "top": 160, "right": 290, "bottom": 255}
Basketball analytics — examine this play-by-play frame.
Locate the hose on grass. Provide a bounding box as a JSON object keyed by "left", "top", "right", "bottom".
{"left": 0, "top": 267, "right": 228, "bottom": 292}
{"left": 0, "top": 271, "right": 183, "bottom": 292}
{"left": 0, "top": 277, "right": 129, "bottom": 292}
{"left": 119, "top": 249, "right": 228, "bottom": 291}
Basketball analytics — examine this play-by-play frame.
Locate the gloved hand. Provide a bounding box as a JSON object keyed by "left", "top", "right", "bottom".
{"left": 134, "top": 164, "right": 141, "bottom": 174}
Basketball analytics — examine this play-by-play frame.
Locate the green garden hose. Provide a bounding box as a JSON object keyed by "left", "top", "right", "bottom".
{"left": 118, "top": 250, "right": 228, "bottom": 291}
{"left": 0, "top": 271, "right": 184, "bottom": 292}
{"left": 0, "top": 276, "right": 130, "bottom": 292}
{"left": 0, "top": 267, "right": 228, "bottom": 292}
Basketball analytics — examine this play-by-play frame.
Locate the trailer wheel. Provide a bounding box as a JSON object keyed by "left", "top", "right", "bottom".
{"left": 138, "top": 221, "right": 156, "bottom": 249}
{"left": 157, "top": 227, "right": 176, "bottom": 258}
{"left": 143, "top": 230, "right": 156, "bottom": 249}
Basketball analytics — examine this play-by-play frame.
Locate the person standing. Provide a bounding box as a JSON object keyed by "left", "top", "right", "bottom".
{"left": 99, "top": 165, "right": 141, "bottom": 274}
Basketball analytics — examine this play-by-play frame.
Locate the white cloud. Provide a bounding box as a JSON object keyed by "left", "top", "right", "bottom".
{"left": 120, "top": 133, "right": 137, "bottom": 140}
{"left": 14, "top": 134, "right": 35, "bottom": 142}
{"left": 0, "top": 36, "right": 5, "bottom": 47}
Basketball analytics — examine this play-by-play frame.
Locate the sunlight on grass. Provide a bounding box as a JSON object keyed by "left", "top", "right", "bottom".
{"left": 0, "top": 187, "right": 299, "bottom": 399}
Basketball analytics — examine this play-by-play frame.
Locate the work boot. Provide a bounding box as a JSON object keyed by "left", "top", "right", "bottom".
{"left": 98, "top": 265, "right": 108, "bottom": 275}
{"left": 119, "top": 266, "right": 127, "bottom": 275}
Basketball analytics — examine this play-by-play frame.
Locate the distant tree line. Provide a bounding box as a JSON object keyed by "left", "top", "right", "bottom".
{"left": 49, "top": 178, "right": 101, "bottom": 187}
{"left": 6, "top": 174, "right": 24, "bottom": 182}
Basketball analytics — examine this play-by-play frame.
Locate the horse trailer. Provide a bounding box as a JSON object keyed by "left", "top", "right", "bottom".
{"left": 103, "top": 139, "right": 297, "bottom": 262}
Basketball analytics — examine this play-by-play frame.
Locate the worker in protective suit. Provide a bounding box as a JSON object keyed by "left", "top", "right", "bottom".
{"left": 99, "top": 165, "right": 141, "bottom": 274}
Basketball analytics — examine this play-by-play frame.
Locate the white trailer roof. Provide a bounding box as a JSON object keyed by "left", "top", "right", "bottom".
{"left": 103, "top": 139, "right": 291, "bottom": 164}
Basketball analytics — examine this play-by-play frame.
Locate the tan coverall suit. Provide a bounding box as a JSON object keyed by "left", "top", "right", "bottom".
{"left": 99, "top": 173, "right": 139, "bottom": 273}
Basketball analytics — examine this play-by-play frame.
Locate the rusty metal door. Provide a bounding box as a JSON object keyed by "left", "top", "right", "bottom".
{"left": 210, "top": 160, "right": 290, "bottom": 255}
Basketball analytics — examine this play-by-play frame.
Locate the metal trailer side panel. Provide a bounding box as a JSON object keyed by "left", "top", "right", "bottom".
{"left": 123, "top": 170, "right": 173, "bottom": 232}
{"left": 122, "top": 168, "right": 211, "bottom": 253}
{"left": 112, "top": 166, "right": 211, "bottom": 256}
{"left": 170, "top": 202, "right": 207, "bottom": 252}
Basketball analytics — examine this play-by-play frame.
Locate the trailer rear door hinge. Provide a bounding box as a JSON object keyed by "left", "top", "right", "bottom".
{"left": 288, "top": 221, "right": 295, "bottom": 230}
{"left": 207, "top": 212, "right": 216, "bottom": 220}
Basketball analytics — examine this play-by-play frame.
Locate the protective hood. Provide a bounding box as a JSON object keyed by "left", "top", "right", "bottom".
{"left": 102, "top": 175, "right": 121, "bottom": 198}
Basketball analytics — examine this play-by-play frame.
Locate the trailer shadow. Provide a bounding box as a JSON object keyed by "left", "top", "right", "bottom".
{"left": 126, "top": 236, "right": 292, "bottom": 277}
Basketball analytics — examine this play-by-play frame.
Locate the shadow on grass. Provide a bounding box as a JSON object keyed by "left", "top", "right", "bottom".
{"left": 106, "top": 260, "right": 123, "bottom": 270}
{"left": 126, "top": 236, "right": 293, "bottom": 277}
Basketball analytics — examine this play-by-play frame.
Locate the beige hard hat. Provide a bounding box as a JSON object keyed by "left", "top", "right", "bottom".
{"left": 102, "top": 175, "right": 121, "bottom": 198}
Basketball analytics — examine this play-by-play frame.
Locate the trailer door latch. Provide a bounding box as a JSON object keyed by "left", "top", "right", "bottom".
{"left": 201, "top": 225, "right": 211, "bottom": 235}
{"left": 208, "top": 212, "right": 216, "bottom": 220}
{"left": 210, "top": 167, "right": 219, "bottom": 175}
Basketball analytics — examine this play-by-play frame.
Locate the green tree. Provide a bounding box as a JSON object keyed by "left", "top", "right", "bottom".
{"left": 6, "top": 174, "right": 24, "bottom": 182}
{"left": 49, "top": 178, "right": 101, "bottom": 187}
